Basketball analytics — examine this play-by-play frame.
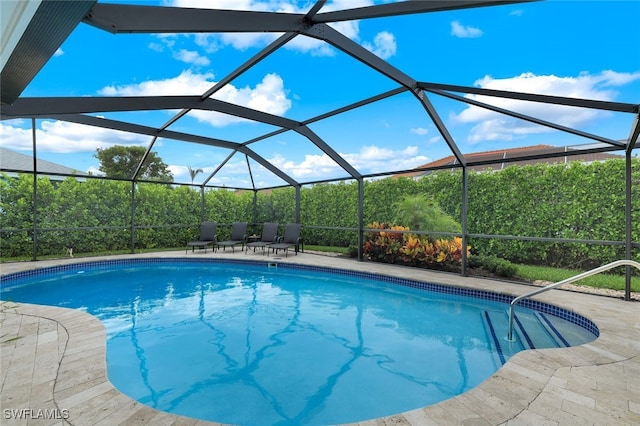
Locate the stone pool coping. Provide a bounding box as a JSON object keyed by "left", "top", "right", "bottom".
{"left": 1, "top": 251, "right": 639, "bottom": 425}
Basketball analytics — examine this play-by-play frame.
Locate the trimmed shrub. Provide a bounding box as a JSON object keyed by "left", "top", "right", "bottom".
{"left": 468, "top": 255, "right": 518, "bottom": 278}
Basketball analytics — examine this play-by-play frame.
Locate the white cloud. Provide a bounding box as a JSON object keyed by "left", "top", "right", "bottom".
{"left": 465, "top": 119, "right": 541, "bottom": 143}
{"left": 362, "top": 31, "right": 397, "bottom": 59}
{"left": 208, "top": 157, "right": 273, "bottom": 187}
{"left": 173, "top": 49, "right": 210, "bottom": 66}
{"left": 0, "top": 120, "right": 147, "bottom": 154}
{"left": 148, "top": 42, "right": 164, "bottom": 52}
{"left": 191, "top": 73, "right": 292, "bottom": 126}
{"left": 410, "top": 127, "right": 429, "bottom": 136}
{"left": 163, "top": 0, "right": 387, "bottom": 57}
{"left": 99, "top": 69, "right": 214, "bottom": 96}
{"left": 346, "top": 145, "right": 429, "bottom": 173}
{"left": 221, "top": 32, "right": 280, "bottom": 51}
{"left": 598, "top": 69, "right": 640, "bottom": 86}
{"left": 54, "top": 48, "right": 64, "bottom": 57}
{"left": 193, "top": 34, "right": 222, "bottom": 54}
{"left": 451, "top": 70, "right": 640, "bottom": 143}
{"left": 1, "top": 120, "right": 428, "bottom": 185}
{"left": 450, "top": 21, "right": 483, "bottom": 38}
{"left": 170, "top": 155, "right": 290, "bottom": 187}
{"left": 270, "top": 152, "right": 338, "bottom": 178}
{"left": 270, "top": 145, "right": 429, "bottom": 179}
{"left": 99, "top": 70, "right": 292, "bottom": 127}
{"left": 168, "top": 164, "right": 187, "bottom": 179}
{"left": 168, "top": 0, "right": 288, "bottom": 12}
{"left": 509, "top": 10, "right": 523, "bottom": 16}
{"left": 166, "top": 0, "right": 309, "bottom": 53}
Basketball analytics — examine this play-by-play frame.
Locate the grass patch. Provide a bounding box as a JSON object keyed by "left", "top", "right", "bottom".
{"left": 516, "top": 263, "right": 640, "bottom": 292}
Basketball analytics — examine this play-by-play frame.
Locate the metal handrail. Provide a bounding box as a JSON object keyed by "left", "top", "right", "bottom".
{"left": 507, "top": 259, "right": 640, "bottom": 341}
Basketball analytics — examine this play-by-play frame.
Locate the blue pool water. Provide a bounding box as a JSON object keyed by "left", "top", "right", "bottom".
{"left": 1, "top": 259, "right": 598, "bottom": 425}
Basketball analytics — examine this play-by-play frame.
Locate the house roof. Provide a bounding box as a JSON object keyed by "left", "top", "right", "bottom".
{"left": 404, "top": 144, "right": 625, "bottom": 177}
{"left": 0, "top": 147, "right": 87, "bottom": 176}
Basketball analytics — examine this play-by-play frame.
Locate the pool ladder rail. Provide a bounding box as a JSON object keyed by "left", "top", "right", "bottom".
{"left": 507, "top": 259, "right": 640, "bottom": 342}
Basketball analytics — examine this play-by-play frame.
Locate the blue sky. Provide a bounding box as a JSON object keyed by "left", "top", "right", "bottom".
{"left": 1, "top": 0, "right": 639, "bottom": 188}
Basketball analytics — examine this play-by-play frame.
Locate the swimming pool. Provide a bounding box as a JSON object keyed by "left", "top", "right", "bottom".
{"left": 1, "top": 258, "right": 598, "bottom": 425}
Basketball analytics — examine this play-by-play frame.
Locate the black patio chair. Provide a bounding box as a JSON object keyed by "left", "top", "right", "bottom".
{"left": 269, "top": 223, "right": 303, "bottom": 257}
{"left": 245, "top": 222, "right": 279, "bottom": 254}
{"left": 186, "top": 222, "right": 217, "bottom": 254}
{"left": 216, "top": 222, "right": 248, "bottom": 253}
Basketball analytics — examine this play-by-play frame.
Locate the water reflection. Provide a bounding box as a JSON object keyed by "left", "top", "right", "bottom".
{"left": 4, "top": 263, "right": 499, "bottom": 425}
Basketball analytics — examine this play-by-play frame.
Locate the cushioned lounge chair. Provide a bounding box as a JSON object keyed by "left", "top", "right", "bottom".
{"left": 216, "top": 222, "right": 248, "bottom": 253}
{"left": 245, "top": 222, "right": 279, "bottom": 254}
{"left": 186, "top": 222, "right": 217, "bottom": 254}
{"left": 269, "top": 223, "right": 303, "bottom": 257}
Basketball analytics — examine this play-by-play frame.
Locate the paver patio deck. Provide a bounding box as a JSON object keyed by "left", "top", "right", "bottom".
{"left": 1, "top": 251, "right": 639, "bottom": 425}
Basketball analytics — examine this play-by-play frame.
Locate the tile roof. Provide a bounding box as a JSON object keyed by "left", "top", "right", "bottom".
{"left": 404, "top": 144, "right": 623, "bottom": 177}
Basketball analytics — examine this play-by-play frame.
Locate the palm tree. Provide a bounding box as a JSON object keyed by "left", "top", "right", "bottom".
{"left": 187, "top": 166, "right": 203, "bottom": 184}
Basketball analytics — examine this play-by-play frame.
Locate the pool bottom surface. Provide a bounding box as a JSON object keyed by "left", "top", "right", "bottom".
{"left": 1, "top": 260, "right": 598, "bottom": 425}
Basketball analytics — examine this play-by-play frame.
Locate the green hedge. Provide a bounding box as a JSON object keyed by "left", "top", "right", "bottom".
{"left": 1, "top": 158, "right": 638, "bottom": 267}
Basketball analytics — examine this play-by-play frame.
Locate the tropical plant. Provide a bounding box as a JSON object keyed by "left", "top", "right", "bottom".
{"left": 362, "top": 222, "right": 469, "bottom": 270}
{"left": 393, "top": 194, "right": 461, "bottom": 233}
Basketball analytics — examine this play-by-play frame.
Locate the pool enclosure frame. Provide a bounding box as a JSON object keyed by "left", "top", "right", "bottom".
{"left": 1, "top": 0, "right": 638, "bottom": 299}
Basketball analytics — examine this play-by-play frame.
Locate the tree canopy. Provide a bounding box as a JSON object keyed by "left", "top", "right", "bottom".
{"left": 94, "top": 145, "right": 173, "bottom": 182}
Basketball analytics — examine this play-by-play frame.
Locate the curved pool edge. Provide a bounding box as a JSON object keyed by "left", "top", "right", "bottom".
{"left": 1, "top": 256, "right": 600, "bottom": 340}
{"left": 1, "top": 251, "right": 639, "bottom": 425}
{"left": 1, "top": 300, "right": 211, "bottom": 425}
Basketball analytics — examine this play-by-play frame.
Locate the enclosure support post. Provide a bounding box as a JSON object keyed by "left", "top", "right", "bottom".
{"left": 357, "top": 178, "right": 364, "bottom": 261}
{"left": 130, "top": 181, "right": 136, "bottom": 254}
{"left": 624, "top": 150, "right": 633, "bottom": 301}
{"left": 461, "top": 166, "right": 469, "bottom": 276}
{"left": 295, "top": 185, "right": 301, "bottom": 224}
{"left": 252, "top": 190, "right": 258, "bottom": 226}
{"left": 31, "top": 118, "right": 38, "bottom": 261}
{"left": 200, "top": 186, "right": 205, "bottom": 223}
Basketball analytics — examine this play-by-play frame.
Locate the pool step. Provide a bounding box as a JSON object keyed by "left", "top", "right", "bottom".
{"left": 511, "top": 310, "right": 565, "bottom": 349}
{"left": 481, "top": 311, "right": 525, "bottom": 365}
{"left": 482, "top": 309, "right": 571, "bottom": 365}
{"left": 533, "top": 312, "right": 571, "bottom": 347}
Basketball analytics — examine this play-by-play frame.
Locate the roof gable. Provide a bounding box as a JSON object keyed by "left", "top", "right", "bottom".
{"left": 0, "top": 148, "right": 87, "bottom": 176}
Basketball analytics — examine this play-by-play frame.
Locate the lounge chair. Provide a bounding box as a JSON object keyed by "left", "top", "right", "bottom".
{"left": 216, "top": 222, "right": 248, "bottom": 252}
{"left": 269, "top": 223, "right": 303, "bottom": 257}
{"left": 245, "top": 222, "right": 279, "bottom": 254}
{"left": 186, "top": 222, "right": 217, "bottom": 254}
